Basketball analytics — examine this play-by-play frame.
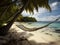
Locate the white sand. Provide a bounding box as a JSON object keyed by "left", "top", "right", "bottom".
{"left": 10, "top": 23, "right": 60, "bottom": 45}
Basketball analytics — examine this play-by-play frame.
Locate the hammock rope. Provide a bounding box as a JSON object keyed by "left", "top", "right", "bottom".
{"left": 16, "top": 17, "right": 60, "bottom": 32}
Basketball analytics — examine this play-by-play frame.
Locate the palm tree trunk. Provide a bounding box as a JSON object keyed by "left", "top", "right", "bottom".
{"left": 0, "top": 0, "right": 29, "bottom": 36}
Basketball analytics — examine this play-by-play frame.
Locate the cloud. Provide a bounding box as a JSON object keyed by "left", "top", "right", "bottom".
{"left": 33, "top": 2, "right": 59, "bottom": 17}
{"left": 36, "top": 15, "right": 60, "bottom": 21}
{"left": 22, "top": 1, "right": 59, "bottom": 15}
{"left": 22, "top": 10, "right": 31, "bottom": 16}
{"left": 51, "top": 2, "right": 58, "bottom": 7}
{"left": 22, "top": 1, "right": 60, "bottom": 21}
{"left": 50, "top": 2, "right": 60, "bottom": 10}
{"left": 33, "top": 8, "right": 49, "bottom": 15}
{"left": 34, "top": 2, "right": 59, "bottom": 15}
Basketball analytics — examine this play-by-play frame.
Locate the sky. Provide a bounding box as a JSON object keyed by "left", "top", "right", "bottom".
{"left": 22, "top": 0, "right": 60, "bottom": 21}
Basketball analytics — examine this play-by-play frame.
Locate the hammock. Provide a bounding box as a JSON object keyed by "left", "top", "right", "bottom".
{"left": 16, "top": 17, "right": 60, "bottom": 32}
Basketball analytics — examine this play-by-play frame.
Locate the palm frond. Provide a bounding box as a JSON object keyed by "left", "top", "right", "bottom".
{"left": 21, "top": 0, "right": 51, "bottom": 13}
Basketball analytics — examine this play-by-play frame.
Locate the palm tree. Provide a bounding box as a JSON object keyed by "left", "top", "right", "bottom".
{"left": 0, "top": 0, "right": 51, "bottom": 36}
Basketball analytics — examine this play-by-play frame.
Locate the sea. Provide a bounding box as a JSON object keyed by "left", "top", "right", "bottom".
{"left": 19, "top": 21, "right": 60, "bottom": 30}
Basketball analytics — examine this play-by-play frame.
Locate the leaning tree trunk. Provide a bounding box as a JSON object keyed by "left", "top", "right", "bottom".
{"left": 0, "top": 0, "right": 29, "bottom": 36}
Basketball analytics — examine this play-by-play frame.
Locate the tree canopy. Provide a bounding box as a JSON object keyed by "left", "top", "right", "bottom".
{"left": 0, "top": 0, "right": 52, "bottom": 36}
{"left": 0, "top": 0, "right": 51, "bottom": 27}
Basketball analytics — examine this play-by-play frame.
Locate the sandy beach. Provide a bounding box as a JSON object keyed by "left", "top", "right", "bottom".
{"left": 9, "top": 22, "right": 60, "bottom": 45}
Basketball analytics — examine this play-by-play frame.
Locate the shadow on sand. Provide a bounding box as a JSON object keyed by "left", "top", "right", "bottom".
{"left": 29, "top": 40, "right": 60, "bottom": 45}
{"left": 4, "top": 40, "right": 60, "bottom": 45}
{"left": 0, "top": 28, "right": 60, "bottom": 45}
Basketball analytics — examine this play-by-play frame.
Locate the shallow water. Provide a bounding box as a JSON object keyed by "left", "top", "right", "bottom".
{"left": 19, "top": 22, "right": 60, "bottom": 29}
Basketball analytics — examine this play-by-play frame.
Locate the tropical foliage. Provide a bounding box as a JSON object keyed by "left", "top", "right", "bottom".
{"left": 0, "top": 0, "right": 51, "bottom": 36}
{"left": 0, "top": 0, "right": 51, "bottom": 27}
{"left": 17, "top": 16, "right": 37, "bottom": 22}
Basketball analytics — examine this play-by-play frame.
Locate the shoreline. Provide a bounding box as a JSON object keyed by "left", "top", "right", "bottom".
{"left": 0, "top": 22, "right": 60, "bottom": 45}
{"left": 9, "top": 23, "right": 60, "bottom": 45}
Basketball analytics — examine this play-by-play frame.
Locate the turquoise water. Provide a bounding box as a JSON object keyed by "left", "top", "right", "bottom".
{"left": 26, "top": 22, "right": 60, "bottom": 30}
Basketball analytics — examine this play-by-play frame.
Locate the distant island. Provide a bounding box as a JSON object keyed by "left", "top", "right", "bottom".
{"left": 16, "top": 16, "right": 37, "bottom": 22}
